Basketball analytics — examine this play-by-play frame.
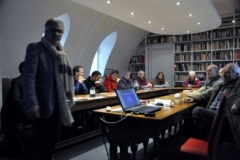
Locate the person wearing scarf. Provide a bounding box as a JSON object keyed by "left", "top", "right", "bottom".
{"left": 182, "top": 70, "right": 202, "bottom": 88}
{"left": 23, "top": 18, "right": 74, "bottom": 160}
{"left": 134, "top": 70, "right": 152, "bottom": 89}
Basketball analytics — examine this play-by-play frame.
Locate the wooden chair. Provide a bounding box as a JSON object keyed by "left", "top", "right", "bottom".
{"left": 159, "top": 93, "right": 227, "bottom": 160}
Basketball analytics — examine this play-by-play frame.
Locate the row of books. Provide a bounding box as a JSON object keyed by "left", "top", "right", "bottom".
{"left": 192, "top": 31, "right": 211, "bottom": 40}
{"left": 236, "top": 38, "right": 240, "bottom": 48}
{"left": 139, "top": 27, "right": 240, "bottom": 46}
{"left": 193, "top": 52, "right": 211, "bottom": 61}
{"left": 192, "top": 63, "right": 211, "bottom": 71}
{"left": 175, "top": 43, "right": 191, "bottom": 52}
{"left": 212, "top": 29, "right": 233, "bottom": 38}
{"left": 130, "top": 55, "right": 145, "bottom": 64}
{"left": 129, "top": 65, "right": 145, "bottom": 72}
{"left": 192, "top": 42, "right": 211, "bottom": 51}
{"left": 175, "top": 53, "right": 191, "bottom": 61}
{"left": 174, "top": 63, "right": 191, "bottom": 71}
{"left": 212, "top": 40, "right": 234, "bottom": 49}
{"left": 236, "top": 27, "right": 240, "bottom": 37}
{"left": 212, "top": 51, "right": 233, "bottom": 60}
{"left": 174, "top": 73, "right": 205, "bottom": 81}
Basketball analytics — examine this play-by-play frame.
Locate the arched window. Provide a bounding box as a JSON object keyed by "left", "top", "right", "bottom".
{"left": 90, "top": 31, "right": 117, "bottom": 76}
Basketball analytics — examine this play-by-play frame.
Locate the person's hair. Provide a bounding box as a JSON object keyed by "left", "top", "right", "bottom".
{"left": 156, "top": 72, "right": 165, "bottom": 81}
{"left": 72, "top": 65, "right": 83, "bottom": 74}
{"left": 189, "top": 71, "right": 196, "bottom": 76}
{"left": 91, "top": 71, "right": 102, "bottom": 77}
{"left": 123, "top": 71, "right": 131, "bottom": 76}
{"left": 45, "top": 18, "right": 64, "bottom": 29}
{"left": 19, "top": 61, "right": 24, "bottom": 73}
{"left": 111, "top": 70, "right": 119, "bottom": 75}
{"left": 211, "top": 64, "right": 219, "bottom": 73}
{"left": 138, "top": 70, "right": 144, "bottom": 75}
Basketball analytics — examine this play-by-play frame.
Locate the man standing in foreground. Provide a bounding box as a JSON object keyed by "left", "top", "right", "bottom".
{"left": 23, "top": 18, "right": 74, "bottom": 160}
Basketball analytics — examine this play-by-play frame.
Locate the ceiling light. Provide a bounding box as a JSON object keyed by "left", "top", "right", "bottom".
{"left": 131, "top": 12, "right": 134, "bottom": 15}
{"left": 188, "top": 13, "right": 192, "bottom": 17}
{"left": 106, "top": 0, "right": 111, "bottom": 4}
{"left": 176, "top": 2, "right": 181, "bottom": 5}
{"left": 148, "top": 21, "right": 151, "bottom": 24}
{"left": 161, "top": 27, "right": 164, "bottom": 30}
{"left": 232, "top": 20, "right": 235, "bottom": 23}
{"left": 187, "top": 30, "right": 190, "bottom": 33}
{"left": 197, "top": 22, "right": 200, "bottom": 25}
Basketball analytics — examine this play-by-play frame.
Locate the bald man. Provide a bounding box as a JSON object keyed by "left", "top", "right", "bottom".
{"left": 188, "top": 64, "right": 223, "bottom": 99}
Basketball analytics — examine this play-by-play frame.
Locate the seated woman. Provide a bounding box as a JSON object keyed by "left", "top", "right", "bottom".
{"left": 117, "top": 71, "right": 134, "bottom": 89}
{"left": 103, "top": 70, "right": 119, "bottom": 92}
{"left": 182, "top": 71, "right": 202, "bottom": 88}
{"left": 151, "top": 72, "right": 169, "bottom": 87}
{"left": 134, "top": 70, "right": 152, "bottom": 89}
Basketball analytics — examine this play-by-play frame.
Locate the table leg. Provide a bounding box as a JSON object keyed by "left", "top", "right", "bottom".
{"left": 109, "top": 143, "right": 118, "bottom": 160}
{"left": 120, "top": 144, "right": 129, "bottom": 160}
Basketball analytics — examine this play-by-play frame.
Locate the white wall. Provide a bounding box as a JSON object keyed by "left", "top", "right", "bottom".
{"left": 0, "top": 0, "right": 148, "bottom": 79}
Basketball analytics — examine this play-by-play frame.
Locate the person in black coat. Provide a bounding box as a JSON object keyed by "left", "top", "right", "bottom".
{"left": 1, "top": 62, "right": 32, "bottom": 130}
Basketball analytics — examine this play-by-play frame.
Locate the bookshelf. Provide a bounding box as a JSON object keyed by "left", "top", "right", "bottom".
{"left": 173, "top": 26, "right": 240, "bottom": 86}
{"left": 128, "top": 46, "right": 145, "bottom": 79}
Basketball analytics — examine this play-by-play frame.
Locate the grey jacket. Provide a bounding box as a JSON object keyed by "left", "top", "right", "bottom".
{"left": 188, "top": 75, "right": 222, "bottom": 99}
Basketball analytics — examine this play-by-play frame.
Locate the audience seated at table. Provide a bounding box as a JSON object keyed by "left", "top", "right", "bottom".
{"left": 182, "top": 71, "right": 202, "bottom": 88}
{"left": 184, "top": 63, "right": 240, "bottom": 151}
{"left": 151, "top": 72, "right": 169, "bottom": 88}
{"left": 103, "top": 70, "right": 119, "bottom": 92}
{"left": 73, "top": 65, "right": 88, "bottom": 94}
{"left": 134, "top": 70, "right": 152, "bottom": 89}
{"left": 187, "top": 64, "right": 222, "bottom": 99}
{"left": 85, "top": 71, "right": 107, "bottom": 93}
{"left": 117, "top": 71, "right": 134, "bottom": 89}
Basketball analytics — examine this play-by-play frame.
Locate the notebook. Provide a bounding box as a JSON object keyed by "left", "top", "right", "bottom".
{"left": 115, "top": 88, "right": 162, "bottom": 114}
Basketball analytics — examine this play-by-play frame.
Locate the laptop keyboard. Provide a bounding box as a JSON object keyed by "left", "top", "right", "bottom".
{"left": 131, "top": 106, "right": 160, "bottom": 113}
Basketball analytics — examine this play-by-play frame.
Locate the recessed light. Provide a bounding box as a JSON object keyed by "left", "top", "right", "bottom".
{"left": 131, "top": 12, "right": 134, "bottom": 15}
{"left": 232, "top": 20, "right": 235, "bottom": 23}
{"left": 197, "top": 22, "right": 200, "bottom": 25}
{"left": 188, "top": 13, "right": 192, "bottom": 17}
{"left": 106, "top": 0, "right": 111, "bottom": 4}
{"left": 187, "top": 30, "right": 190, "bottom": 33}
{"left": 161, "top": 27, "right": 164, "bottom": 30}
{"left": 148, "top": 21, "right": 151, "bottom": 24}
{"left": 176, "top": 2, "right": 181, "bottom": 5}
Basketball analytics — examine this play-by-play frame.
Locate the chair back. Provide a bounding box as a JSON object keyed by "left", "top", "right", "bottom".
{"left": 208, "top": 92, "right": 227, "bottom": 160}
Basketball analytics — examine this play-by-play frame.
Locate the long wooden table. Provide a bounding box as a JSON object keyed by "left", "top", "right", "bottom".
{"left": 93, "top": 93, "right": 196, "bottom": 160}
{"left": 55, "top": 87, "right": 190, "bottom": 150}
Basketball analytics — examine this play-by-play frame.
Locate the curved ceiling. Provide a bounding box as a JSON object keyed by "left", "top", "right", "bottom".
{"left": 72, "top": 0, "right": 221, "bottom": 35}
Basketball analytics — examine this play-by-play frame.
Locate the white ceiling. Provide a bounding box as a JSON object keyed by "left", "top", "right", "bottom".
{"left": 72, "top": 0, "right": 223, "bottom": 35}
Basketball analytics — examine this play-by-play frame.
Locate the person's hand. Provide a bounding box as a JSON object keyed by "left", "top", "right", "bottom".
{"left": 182, "top": 97, "right": 194, "bottom": 103}
{"left": 231, "top": 104, "right": 240, "bottom": 115}
{"left": 147, "top": 83, "right": 152, "bottom": 88}
{"left": 27, "top": 105, "right": 40, "bottom": 120}
{"left": 188, "top": 84, "right": 192, "bottom": 88}
{"left": 78, "top": 76, "right": 85, "bottom": 83}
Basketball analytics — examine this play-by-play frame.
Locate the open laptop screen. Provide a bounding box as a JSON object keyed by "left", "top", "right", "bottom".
{"left": 115, "top": 88, "right": 141, "bottom": 110}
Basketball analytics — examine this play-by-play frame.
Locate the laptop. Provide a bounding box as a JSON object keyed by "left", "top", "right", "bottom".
{"left": 115, "top": 88, "right": 162, "bottom": 114}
